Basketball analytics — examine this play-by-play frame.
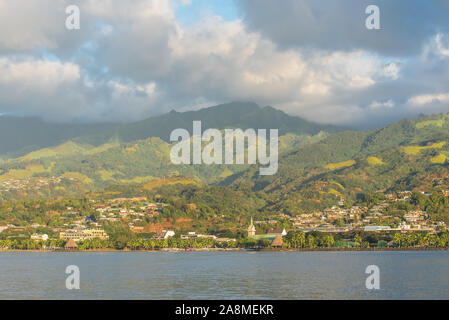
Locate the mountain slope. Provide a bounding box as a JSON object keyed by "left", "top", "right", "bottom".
{"left": 226, "top": 113, "right": 449, "bottom": 213}
{"left": 0, "top": 102, "right": 340, "bottom": 158}
{"left": 75, "top": 102, "right": 341, "bottom": 146}
{"left": 0, "top": 127, "right": 328, "bottom": 200}
{"left": 0, "top": 116, "right": 112, "bottom": 157}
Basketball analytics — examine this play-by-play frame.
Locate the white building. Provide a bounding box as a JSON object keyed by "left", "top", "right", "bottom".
{"left": 60, "top": 228, "right": 109, "bottom": 242}
{"left": 153, "top": 230, "right": 175, "bottom": 240}
{"left": 181, "top": 232, "right": 217, "bottom": 240}
{"left": 398, "top": 221, "right": 411, "bottom": 230}
{"left": 31, "top": 234, "right": 49, "bottom": 241}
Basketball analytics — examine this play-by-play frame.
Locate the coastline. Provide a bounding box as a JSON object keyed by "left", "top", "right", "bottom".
{"left": 1, "top": 247, "right": 449, "bottom": 253}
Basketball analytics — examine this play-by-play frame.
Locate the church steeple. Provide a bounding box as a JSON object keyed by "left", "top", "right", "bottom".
{"left": 247, "top": 217, "right": 256, "bottom": 237}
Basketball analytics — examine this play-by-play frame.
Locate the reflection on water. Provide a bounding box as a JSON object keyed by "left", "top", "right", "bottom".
{"left": 0, "top": 251, "right": 448, "bottom": 299}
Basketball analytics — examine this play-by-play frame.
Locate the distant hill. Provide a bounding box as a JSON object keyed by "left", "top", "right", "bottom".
{"left": 226, "top": 112, "right": 449, "bottom": 213}
{"left": 0, "top": 102, "right": 340, "bottom": 157}
{"left": 0, "top": 116, "right": 111, "bottom": 157}
{"left": 1, "top": 110, "right": 449, "bottom": 210}
{"left": 0, "top": 129, "right": 328, "bottom": 200}
{"left": 0, "top": 102, "right": 339, "bottom": 200}
{"left": 75, "top": 102, "right": 341, "bottom": 145}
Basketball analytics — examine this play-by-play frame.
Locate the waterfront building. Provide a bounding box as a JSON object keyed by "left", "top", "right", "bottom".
{"left": 30, "top": 233, "right": 49, "bottom": 241}
{"left": 64, "top": 239, "right": 78, "bottom": 250}
{"left": 267, "top": 228, "right": 287, "bottom": 237}
{"left": 271, "top": 235, "right": 283, "bottom": 247}
{"left": 181, "top": 232, "right": 217, "bottom": 240}
{"left": 60, "top": 228, "right": 109, "bottom": 242}
{"left": 152, "top": 230, "right": 175, "bottom": 240}
{"left": 364, "top": 226, "right": 392, "bottom": 232}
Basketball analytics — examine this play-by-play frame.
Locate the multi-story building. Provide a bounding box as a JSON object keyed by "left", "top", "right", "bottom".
{"left": 60, "top": 228, "right": 109, "bottom": 242}
{"left": 152, "top": 230, "right": 175, "bottom": 240}
{"left": 31, "top": 233, "right": 49, "bottom": 241}
{"left": 181, "top": 232, "right": 217, "bottom": 240}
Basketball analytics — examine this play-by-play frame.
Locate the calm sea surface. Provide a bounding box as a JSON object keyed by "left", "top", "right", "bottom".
{"left": 0, "top": 251, "right": 448, "bottom": 299}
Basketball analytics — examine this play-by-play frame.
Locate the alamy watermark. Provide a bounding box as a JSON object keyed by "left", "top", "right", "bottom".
{"left": 65, "top": 5, "right": 80, "bottom": 30}
{"left": 365, "top": 5, "right": 380, "bottom": 30}
{"left": 65, "top": 265, "right": 80, "bottom": 290}
{"left": 63, "top": 4, "right": 379, "bottom": 31}
{"left": 170, "top": 121, "right": 278, "bottom": 175}
{"left": 365, "top": 265, "right": 380, "bottom": 290}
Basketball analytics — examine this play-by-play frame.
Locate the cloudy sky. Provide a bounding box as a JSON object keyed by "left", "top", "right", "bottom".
{"left": 1, "top": 0, "right": 449, "bottom": 128}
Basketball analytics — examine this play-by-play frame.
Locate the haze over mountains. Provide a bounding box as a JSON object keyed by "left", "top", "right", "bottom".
{"left": 1, "top": 102, "right": 449, "bottom": 214}
{"left": 0, "top": 102, "right": 340, "bottom": 157}
{"left": 0, "top": 116, "right": 111, "bottom": 157}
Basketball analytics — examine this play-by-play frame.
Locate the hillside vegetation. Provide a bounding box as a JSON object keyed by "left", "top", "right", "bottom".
{"left": 2, "top": 106, "right": 449, "bottom": 217}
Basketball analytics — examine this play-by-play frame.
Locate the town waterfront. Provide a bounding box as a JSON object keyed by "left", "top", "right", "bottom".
{"left": 1, "top": 251, "right": 449, "bottom": 299}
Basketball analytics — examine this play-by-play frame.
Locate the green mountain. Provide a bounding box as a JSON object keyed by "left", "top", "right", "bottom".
{"left": 0, "top": 102, "right": 340, "bottom": 158}
{"left": 74, "top": 101, "right": 341, "bottom": 146}
{"left": 0, "top": 116, "right": 112, "bottom": 157}
{"left": 227, "top": 113, "right": 449, "bottom": 213}
{"left": 4, "top": 103, "right": 449, "bottom": 214}
{"left": 0, "top": 131, "right": 328, "bottom": 201}
{"left": 0, "top": 102, "right": 337, "bottom": 200}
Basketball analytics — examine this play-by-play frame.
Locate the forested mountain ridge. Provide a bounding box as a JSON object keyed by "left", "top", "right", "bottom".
{"left": 2, "top": 107, "right": 449, "bottom": 216}
{"left": 74, "top": 102, "right": 341, "bottom": 146}
{"left": 0, "top": 102, "right": 340, "bottom": 158}
{"left": 0, "top": 116, "right": 112, "bottom": 157}
{"left": 226, "top": 113, "right": 449, "bottom": 213}
{"left": 0, "top": 102, "right": 337, "bottom": 201}
{"left": 0, "top": 129, "right": 328, "bottom": 202}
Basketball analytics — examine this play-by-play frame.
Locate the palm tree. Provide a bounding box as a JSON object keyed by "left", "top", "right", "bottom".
{"left": 354, "top": 234, "right": 362, "bottom": 247}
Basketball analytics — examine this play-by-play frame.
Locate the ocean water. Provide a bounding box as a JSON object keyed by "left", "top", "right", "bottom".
{"left": 0, "top": 251, "right": 448, "bottom": 299}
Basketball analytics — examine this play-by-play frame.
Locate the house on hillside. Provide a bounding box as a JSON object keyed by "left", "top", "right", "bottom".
{"left": 364, "top": 226, "right": 391, "bottom": 232}
{"left": 31, "top": 233, "right": 49, "bottom": 241}
{"left": 152, "top": 230, "right": 175, "bottom": 240}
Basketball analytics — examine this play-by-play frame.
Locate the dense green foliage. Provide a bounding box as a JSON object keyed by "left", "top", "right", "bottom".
{"left": 2, "top": 108, "right": 449, "bottom": 220}
{"left": 227, "top": 112, "right": 449, "bottom": 213}
{"left": 0, "top": 102, "right": 338, "bottom": 158}
{"left": 3, "top": 231, "right": 449, "bottom": 250}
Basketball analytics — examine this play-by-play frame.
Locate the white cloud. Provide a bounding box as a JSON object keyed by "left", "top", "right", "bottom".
{"left": 369, "top": 99, "right": 394, "bottom": 109}
{"left": 161, "top": 18, "right": 398, "bottom": 118}
{"left": 435, "top": 33, "right": 449, "bottom": 57}
{"left": 425, "top": 33, "right": 449, "bottom": 59}
{"left": 408, "top": 93, "right": 449, "bottom": 106}
{"left": 238, "top": 0, "right": 449, "bottom": 56}
{"left": 382, "top": 62, "right": 400, "bottom": 80}
{"left": 283, "top": 102, "right": 366, "bottom": 125}
{"left": 0, "top": 58, "right": 80, "bottom": 92}
{"left": 0, "top": 57, "right": 89, "bottom": 120}
{"left": 0, "top": 0, "right": 447, "bottom": 128}
{"left": 84, "top": 0, "right": 176, "bottom": 21}
{"left": 108, "top": 80, "right": 156, "bottom": 98}
{"left": 0, "top": 56, "right": 163, "bottom": 122}
{"left": 0, "top": 0, "right": 65, "bottom": 51}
